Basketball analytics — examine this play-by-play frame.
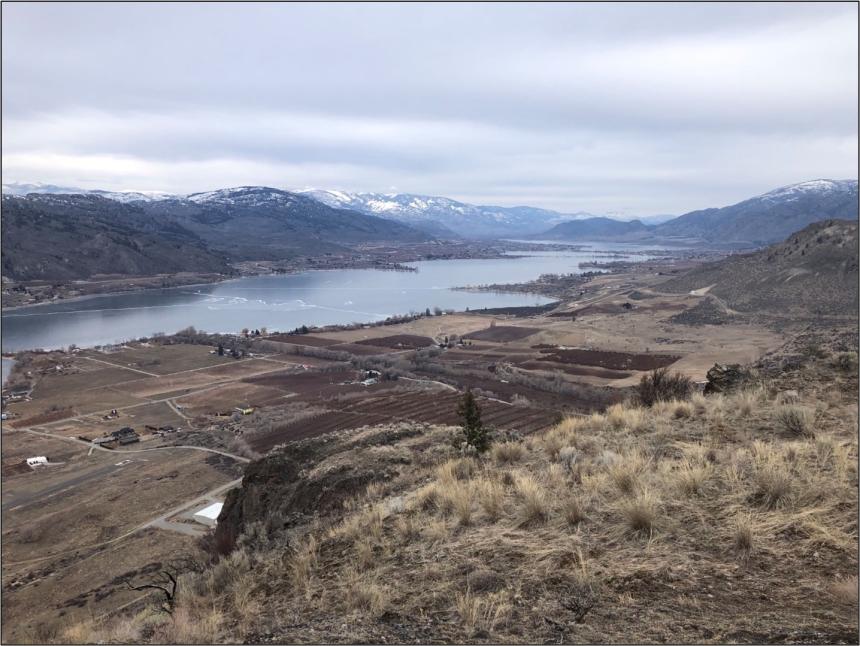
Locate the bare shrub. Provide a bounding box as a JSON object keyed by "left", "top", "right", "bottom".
{"left": 672, "top": 400, "right": 694, "bottom": 419}
{"left": 775, "top": 405, "right": 815, "bottom": 437}
{"left": 636, "top": 368, "right": 693, "bottom": 407}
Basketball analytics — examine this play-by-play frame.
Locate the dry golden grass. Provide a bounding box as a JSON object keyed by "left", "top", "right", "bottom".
{"left": 620, "top": 489, "right": 660, "bottom": 536}
{"left": 515, "top": 473, "right": 548, "bottom": 525}
{"left": 342, "top": 569, "right": 388, "bottom": 616}
{"left": 476, "top": 477, "right": 505, "bottom": 522}
{"left": 436, "top": 456, "right": 477, "bottom": 483}
{"left": 289, "top": 534, "right": 319, "bottom": 591}
{"left": 562, "top": 495, "right": 586, "bottom": 526}
{"left": 753, "top": 457, "right": 793, "bottom": 509}
{"left": 605, "top": 403, "right": 646, "bottom": 431}
{"left": 674, "top": 462, "right": 711, "bottom": 496}
{"left": 609, "top": 449, "right": 648, "bottom": 495}
{"left": 733, "top": 513, "right": 754, "bottom": 555}
{"left": 491, "top": 441, "right": 525, "bottom": 463}
{"left": 732, "top": 387, "right": 762, "bottom": 417}
{"left": 830, "top": 576, "right": 859, "bottom": 606}
{"left": 671, "top": 400, "right": 694, "bottom": 419}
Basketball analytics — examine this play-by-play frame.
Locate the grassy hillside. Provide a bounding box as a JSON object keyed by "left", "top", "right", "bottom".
{"left": 63, "top": 330, "right": 858, "bottom": 644}
{"left": 659, "top": 219, "right": 859, "bottom": 318}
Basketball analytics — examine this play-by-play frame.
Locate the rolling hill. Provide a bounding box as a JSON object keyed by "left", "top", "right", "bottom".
{"left": 659, "top": 218, "right": 859, "bottom": 317}
{"left": 537, "top": 217, "right": 651, "bottom": 241}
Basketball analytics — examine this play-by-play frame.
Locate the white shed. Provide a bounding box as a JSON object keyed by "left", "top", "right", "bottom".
{"left": 26, "top": 456, "right": 48, "bottom": 467}
{"left": 193, "top": 502, "right": 224, "bottom": 527}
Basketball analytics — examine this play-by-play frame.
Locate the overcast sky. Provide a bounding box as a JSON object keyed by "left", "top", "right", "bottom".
{"left": 2, "top": 2, "right": 857, "bottom": 215}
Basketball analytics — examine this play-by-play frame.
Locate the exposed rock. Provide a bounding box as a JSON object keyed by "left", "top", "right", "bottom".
{"left": 704, "top": 363, "right": 751, "bottom": 394}
{"left": 214, "top": 424, "right": 428, "bottom": 552}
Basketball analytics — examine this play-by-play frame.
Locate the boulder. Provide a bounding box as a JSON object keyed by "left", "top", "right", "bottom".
{"left": 703, "top": 363, "right": 751, "bottom": 394}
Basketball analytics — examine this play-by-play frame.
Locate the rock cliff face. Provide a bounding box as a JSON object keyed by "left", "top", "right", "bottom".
{"left": 214, "top": 424, "right": 427, "bottom": 550}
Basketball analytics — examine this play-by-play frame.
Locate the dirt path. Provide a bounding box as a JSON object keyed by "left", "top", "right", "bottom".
{"left": 80, "top": 355, "right": 160, "bottom": 377}
{"left": 15, "top": 426, "right": 251, "bottom": 463}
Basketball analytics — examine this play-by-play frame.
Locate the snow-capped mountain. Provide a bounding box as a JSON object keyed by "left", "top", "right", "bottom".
{"left": 186, "top": 186, "right": 303, "bottom": 208}
{"left": 2, "top": 182, "right": 176, "bottom": 203}
{"left": 301, "top": 189, "right": 596, "bottom": 238}
{"left": 758, "top": 179, "right": 858, "bottom": 204}
{"left": 654, "top": 179, "right": 858, "bottom": 244}
{"left": 88, "top": 189, "right": 176, "bottom": 203}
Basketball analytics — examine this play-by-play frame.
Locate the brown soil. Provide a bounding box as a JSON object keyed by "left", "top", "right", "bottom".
{"left": 464, "top": 326, "right": 541, "bottom": 342}
{"left": 264, "top": 334, "right": 341, "bottom": 347}
{"left": 247, "top": 390, "right": 560, "bottom": 452}
{"left": 353, "top": 334, "right": 435, "bottom": 350}
{"left": 536, "top": 347, "right": 680, "bottom": 371}
{"left": 519, "top": 360, "right": 632, "bottom": 380}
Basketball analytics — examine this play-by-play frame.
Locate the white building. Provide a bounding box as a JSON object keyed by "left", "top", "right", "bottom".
{"left": 26, "top": 456, "right": 48, "bottom": 467}
{"left": 193, "top": 502, "right": 224, "bottom": 527}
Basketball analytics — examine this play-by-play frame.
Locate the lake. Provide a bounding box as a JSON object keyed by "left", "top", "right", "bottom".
{"left": 1, "top": 245, "right": 660, "bottom": 352}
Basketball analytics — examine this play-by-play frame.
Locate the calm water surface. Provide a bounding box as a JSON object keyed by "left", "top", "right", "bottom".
{"left": 1, "top": 246, "right": 660, "bottom": 352}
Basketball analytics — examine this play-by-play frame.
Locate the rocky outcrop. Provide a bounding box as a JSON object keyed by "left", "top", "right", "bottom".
{"left": 703, "top": 363, "right": 751, "bottom": 394}
{"left": 214, "top": 424, "right": 425, "bottom": 552}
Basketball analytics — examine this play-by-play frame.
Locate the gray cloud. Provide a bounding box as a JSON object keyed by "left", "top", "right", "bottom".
{"left": 2, "top": 2, "right": 857, "bottom": 214}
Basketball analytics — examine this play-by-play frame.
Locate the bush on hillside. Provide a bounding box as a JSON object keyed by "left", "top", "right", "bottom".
{"left": 636, "top": 368, "right": 693, "bottom": 407}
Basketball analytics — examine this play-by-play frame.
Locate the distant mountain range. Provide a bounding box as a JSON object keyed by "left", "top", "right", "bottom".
{"left": 2, "top": 182, "right": 635, "bottom": 239}
{"left": 4, "top": 179, "right": 856, "bottom": 245}
{"left": 0, "top": 188, "right": 430, "bottom": 281}
{"left": 2, "top": 179, "right": 857, "bottom": 281}
{"left": 300, "top": 190, "right": 603, "bottom": 238}
{"left": 540, "top": 179, "right": 858, "bottom": 245}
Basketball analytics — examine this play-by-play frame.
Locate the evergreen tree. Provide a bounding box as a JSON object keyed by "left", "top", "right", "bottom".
{"left": 457, "top": 389, "right": 490, "bottom": 453}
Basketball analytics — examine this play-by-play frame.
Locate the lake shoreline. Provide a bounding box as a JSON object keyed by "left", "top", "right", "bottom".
{"left": 1, "top": 246, "right": 664, "bottom": 353}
